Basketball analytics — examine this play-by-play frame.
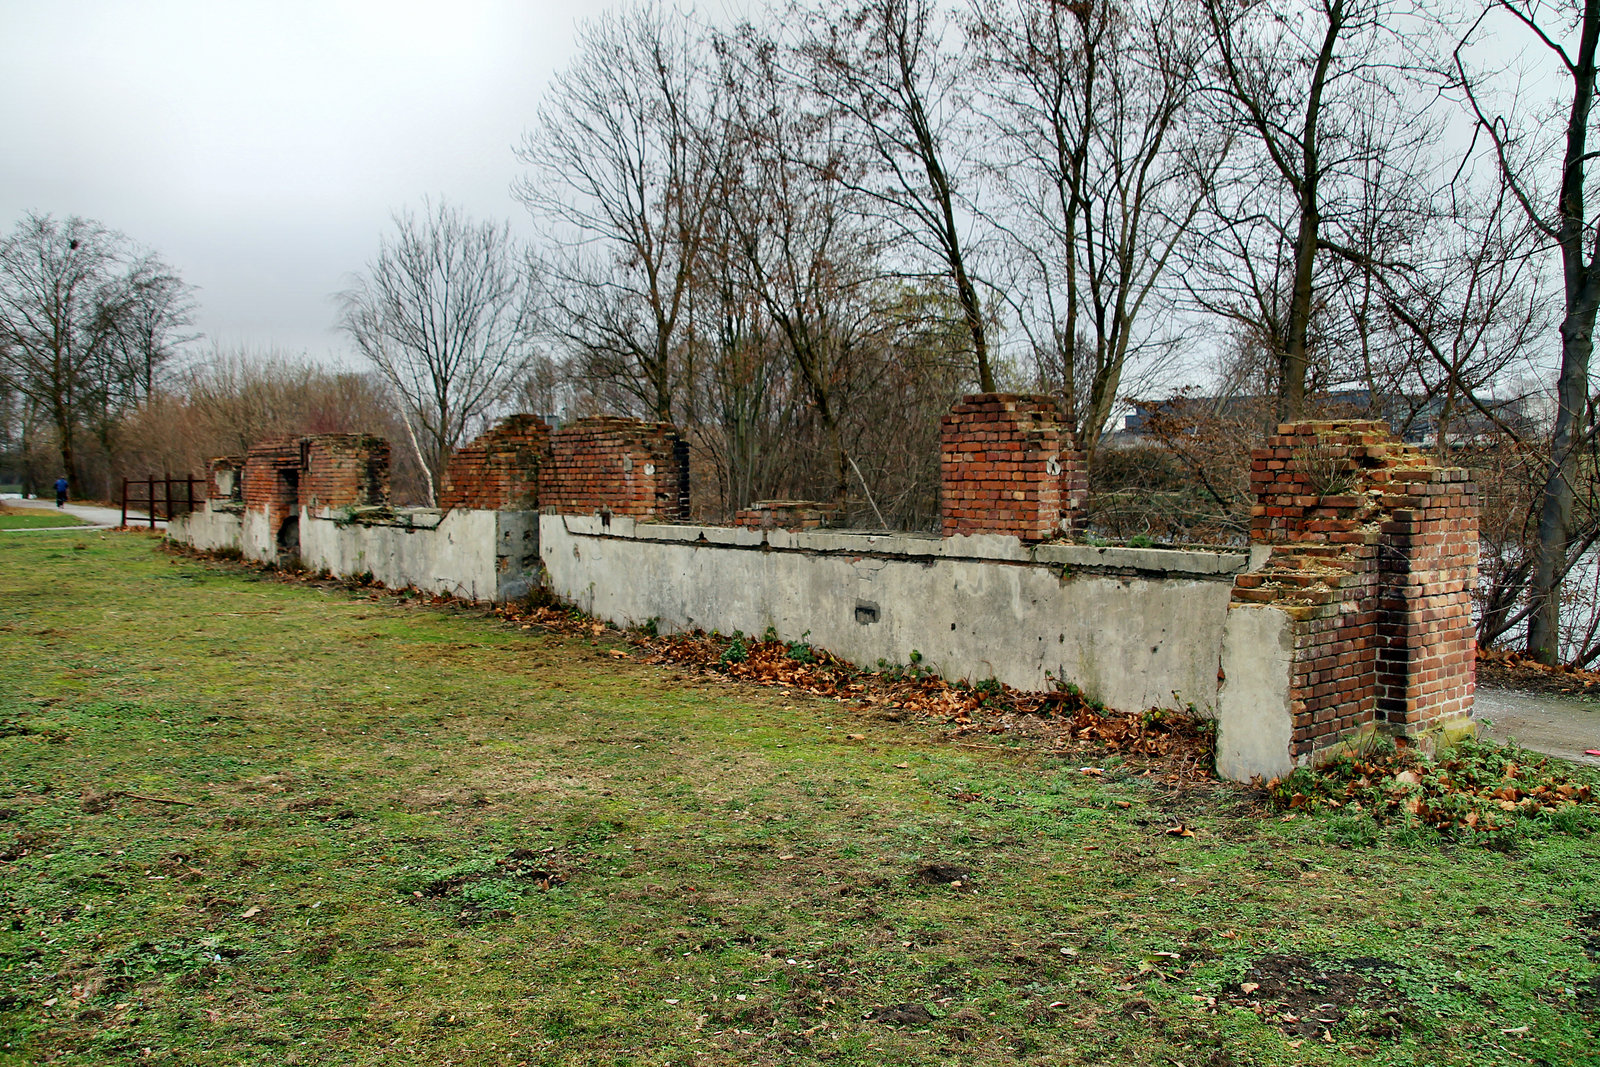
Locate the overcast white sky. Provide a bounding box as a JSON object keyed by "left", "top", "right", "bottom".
{"left": 0, "top": 0, "right": 648, "bottom": 364}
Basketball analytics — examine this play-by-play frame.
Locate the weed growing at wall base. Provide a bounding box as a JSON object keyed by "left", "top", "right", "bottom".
{"left": 1, "top": 533, "right": 1597, "bottom": 1066}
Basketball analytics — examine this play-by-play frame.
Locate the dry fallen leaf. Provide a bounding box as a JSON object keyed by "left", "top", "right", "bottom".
{"left": 240, "top": 906, "right": 261, "bottom": 919}
{"left": 1240, "top": 982, "right": 1260, "bottom": 994}
{"left": 893, "top": 762, "right": 910, "bottom": 769}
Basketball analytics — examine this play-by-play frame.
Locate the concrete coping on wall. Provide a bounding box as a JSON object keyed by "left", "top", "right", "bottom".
{"left": 311, "top": 505, "right": 445, "bottom": 530}
{"left": 554, "top": 513, "right": 1249, "bottom": 579}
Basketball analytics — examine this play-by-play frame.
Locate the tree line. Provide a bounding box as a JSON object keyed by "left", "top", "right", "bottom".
{"left": 3, "top": 0, "right": 1597, "bottom": 664}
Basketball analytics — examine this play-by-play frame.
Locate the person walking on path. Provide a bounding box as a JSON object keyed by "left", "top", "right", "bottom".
{"left": 54, "top": 476, "right": 68, "bottom": 508}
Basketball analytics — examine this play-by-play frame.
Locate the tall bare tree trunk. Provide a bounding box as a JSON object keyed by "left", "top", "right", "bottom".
{"left": 1527, "top": 0, "right": 1600, "bottom": 663}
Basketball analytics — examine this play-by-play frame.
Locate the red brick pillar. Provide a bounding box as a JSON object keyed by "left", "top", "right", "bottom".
{"left": 241, "top": 438, "right": 302, "bottom": 527}
{"left": 440, "top": 415, "right": 551, "bottom": 511}
{"left": 299, "top": 434, "right": 390, "bottom": 509}
{"left": 939, "top": 393, "right": 1086, "bottom": 541}
{"left": 1235, "top": 422, "right": 1389, "bottom": 761}
{"left": 1218, "top": 420, "right": 1479, "bottom": 778}
{"left": 539, "top": 417, "right": 689, "bottom": 521}
{"left": 1376, "top": 467, "right": 1478, "bottom": 733}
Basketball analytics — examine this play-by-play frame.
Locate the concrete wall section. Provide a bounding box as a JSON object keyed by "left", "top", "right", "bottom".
{"left": 540, "top": 515, "right": 1246, "bottom": 714}
{"left": 299, "top": 508, "right": 539, "bottom": 603}
{"left": 1215, "top": 604, "right": 1296, "bottom": 782}
{"left": 168, "top": 506, "right": 244, "bottom": 554}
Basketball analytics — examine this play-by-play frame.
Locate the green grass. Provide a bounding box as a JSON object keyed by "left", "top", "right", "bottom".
{"left": 0, "top": 509, "right": 86, "bottom": 530}
{"left": 0, "top": 533, "right": 1597, "bottom": 1066}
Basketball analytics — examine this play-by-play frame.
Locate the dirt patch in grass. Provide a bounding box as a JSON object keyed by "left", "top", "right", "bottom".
{"left": 1230, "top": 953, "right": 1404, "bottom": 1038}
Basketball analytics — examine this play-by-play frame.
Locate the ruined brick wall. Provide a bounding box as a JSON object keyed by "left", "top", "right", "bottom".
{"left": 207, "top": 456, "right": 245, "bottom": 503}
{"left": 732, "top": 500, "right": 840, "bottom": 531}
{"left": 539, "top": 417, "right": 688, "bottom": 521}
{"left": 940, "top": 394, "right": 1088, "bottom": 541}
{"left": 241, "top": 438, "right": 303, "bottom": 547}
{"left": 439, "top": 415, "right": 550, "bottom": 511}
{"left": 1231, "top": 420, "right": 1477, "bottom": 760}
{"left": 299, "top": 435, "right": 389, "bottom": 510}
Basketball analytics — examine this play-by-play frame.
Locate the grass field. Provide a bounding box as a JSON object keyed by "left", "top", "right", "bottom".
{"left": 1, "top": 533, "right": 1598, "bottom": 1066}
{"left": 0, "top": 504, "right": 85, "bottom": 530}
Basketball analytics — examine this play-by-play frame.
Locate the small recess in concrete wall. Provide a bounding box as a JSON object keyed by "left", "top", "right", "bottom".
{"left": 855, "top": 601, "right": 880, "bottom": 625}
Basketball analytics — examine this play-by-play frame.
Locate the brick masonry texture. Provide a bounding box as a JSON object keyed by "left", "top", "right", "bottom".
{"left": 1232, "top": 420, "right": 1478, "bottom": 758}
{"left": 538, "top": 417, "right": 689, "bottom": 521}
{"left": 732, "top": 500, "right": 840, "bottom": 531}
{"left": 940, "top": 393, "right": 1088, "bottom": 541}
{"left": 300, "top": 435, "right": 390, "bottom": 509}
{"left": 241, "top": 435, "right": 389, "bottom": 536}
{"left": 440, "top": 415, "right": 551, "bottom": 511}
{"left": 240, "top": 438, "right": 302, "bottom": 537}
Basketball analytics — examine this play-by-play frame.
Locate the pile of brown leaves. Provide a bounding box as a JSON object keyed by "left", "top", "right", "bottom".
{"left": 1266, "top": 737, "right": 1599, "bottom": 837}
{"left": 1477, "top": 647, "right": 1600, "bottom": 698}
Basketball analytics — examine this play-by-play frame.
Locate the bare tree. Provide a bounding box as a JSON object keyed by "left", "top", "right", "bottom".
{"left": 109, "top": 255, "right": 197, "bottom": 404}
{"left": 338, "top": 200, "right": 537, "bottom": 505}
{"left": 0, "top": 213, "right": 192, "bottom": 494}
{"left": 971, "top": 0, "right": 1220, "bottom": 458}
{"left": 799, "top": 0, "right": 998, "bottom": 393}
{"left": 715, "top": 23, "right": 885, "bottom": 505}
{"left": 1194, "top": 0, "right": 1440, "bottom": 420}
{"left": 1453, "top": 0, "right": 1600, "bottom": 661}
{"left": 119, "top": 347, "right": 430, "bottom": 502}
{"left": 515, "top": 4, "right": 725, "bottom": 423}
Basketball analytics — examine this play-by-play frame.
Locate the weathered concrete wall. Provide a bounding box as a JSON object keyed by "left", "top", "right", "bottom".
{"left": 168, "top": 505, "right": 244, "bottom": 554}
{"left": 171, "top": 502, "right": 540, "bottom": 603}
{"left": 1215, "top": 605, "right": 1296, "bottom": 781}
{"left": 540, "top": 514, "right": 1246, "bottom": 714}
{"left": 299, "top": 507, "right": 539, "bottom": 602}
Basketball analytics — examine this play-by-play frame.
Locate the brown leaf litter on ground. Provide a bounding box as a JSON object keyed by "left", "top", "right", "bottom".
{"left": 1477, "top": 647, "right": 1600, "bottom": 700}
{"left": 1264, "top": 735, "right": 1598, "bottom": 837}
{"left": 161, "top": 541, "right": 1219, "bottom": 783}
{"left": 497, "top": 603, "right": 1218, "bottom": 785}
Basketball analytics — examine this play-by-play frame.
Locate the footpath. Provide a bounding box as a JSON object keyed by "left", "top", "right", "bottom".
{"left": 1, "top": 495, "right": 159, "bottom": 530}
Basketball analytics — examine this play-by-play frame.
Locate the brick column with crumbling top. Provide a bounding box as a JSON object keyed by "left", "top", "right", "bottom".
{"left": 939, "top": 393, "right": 1087, "bottom": 541}
{"left": 1215, "top": 420, "right": 1478, "bottom": 780}
{"left": 299, "top": 434, "right": 390, "bottom": 510}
